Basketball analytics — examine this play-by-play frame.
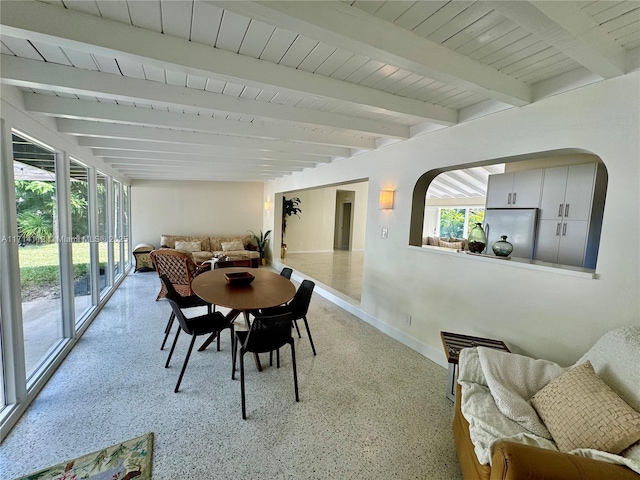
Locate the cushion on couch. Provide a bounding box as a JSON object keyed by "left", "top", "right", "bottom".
{"left": 175, "top": 240, "right": 201, "bottom": 252}
{"left": 221, "top": 240, "right": 245, "bottom": 252}
{"left": 531, "top": 361, "right": 640, "bottom": 454}
{"left": 438, "top": 239, "right": 463, "bottom": 249}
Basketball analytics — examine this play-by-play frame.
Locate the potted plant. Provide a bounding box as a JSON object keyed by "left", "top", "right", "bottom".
{"left": 282, "top": 196, "right": 301, "bottom": 258}
{"left": 248, "top": 229, "right": 271, "bottom": 265}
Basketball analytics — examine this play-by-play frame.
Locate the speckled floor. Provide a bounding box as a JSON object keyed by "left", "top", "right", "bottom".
{"left": 283, "top": 250, "right": 363, "bottom": 302}
{"left": 1, "top": 270, "right": 461, "bottom": 480}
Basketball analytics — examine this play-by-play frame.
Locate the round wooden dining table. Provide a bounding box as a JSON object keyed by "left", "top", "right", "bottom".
{"left": 191, "top": 267, "right": 296, "bottom": 370}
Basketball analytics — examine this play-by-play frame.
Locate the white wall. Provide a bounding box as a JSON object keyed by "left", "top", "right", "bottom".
{"left": 131, "top": 180, "right": 264, "bottom": 248}
{"left": 267, "top": 73, "right": 640, "bottom": 367}
{"left": 282, "top": 181, "right": 368, "bottom": 253}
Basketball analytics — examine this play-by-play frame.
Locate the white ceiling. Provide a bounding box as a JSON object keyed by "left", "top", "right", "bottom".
{"left": 1, "top": 1, "right": 639, "bottom": 185}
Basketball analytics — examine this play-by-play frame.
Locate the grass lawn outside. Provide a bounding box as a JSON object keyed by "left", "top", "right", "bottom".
{"left": 18, "top": 243, "right": 121, "bottom": 300}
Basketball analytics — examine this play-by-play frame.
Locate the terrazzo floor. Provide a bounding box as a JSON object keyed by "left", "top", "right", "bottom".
{"left": 282, "top": 250, "right": 363, "bottom": 302}
{"left": 1, "top": 269, "right": 461, "bottom": 480}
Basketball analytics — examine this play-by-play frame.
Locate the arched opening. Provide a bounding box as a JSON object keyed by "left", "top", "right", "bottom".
{"left": 410, "top": 150, "right": 608, "bottom": 269}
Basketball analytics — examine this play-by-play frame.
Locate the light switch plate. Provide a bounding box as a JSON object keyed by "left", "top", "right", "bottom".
{"left": 381, "top": 228, "right": 388, "bottom": 239}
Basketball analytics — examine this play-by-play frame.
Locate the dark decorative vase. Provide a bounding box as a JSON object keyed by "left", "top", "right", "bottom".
{"left": 467, "top": 223, "right": 487, "bottom": 253}
{"left": 492, "top": 235, "right": 514, "bottom": 257}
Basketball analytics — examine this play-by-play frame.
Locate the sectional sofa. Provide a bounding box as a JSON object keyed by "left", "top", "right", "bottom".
{"left": 159, "top": 234, "right": 260, "bottom": 266}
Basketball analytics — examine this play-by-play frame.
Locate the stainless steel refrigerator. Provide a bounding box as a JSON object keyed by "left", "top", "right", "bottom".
{"left": 483, "top": 208, "right": 538, "bottom": 259}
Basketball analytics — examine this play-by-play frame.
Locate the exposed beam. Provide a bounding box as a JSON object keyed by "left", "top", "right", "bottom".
{"left": 95, "top": 150, "right": 317, "bottom": 168}
{"left": 103, "top": 159, "right": 304, "bottom": 172}
{"left": 1, "top": 56, "right": 407, "bottom": 140}
{"left": 213, "top": 1, "right": 531, "bottom": 106}
{"left": 488, "top": 1, "right": 626, "bottom": 78}
{"left": 77, "top": 138, "right": 332, "bottom": 163}
{"left": 23, "top": 93, "right": 375, "bottom": 149}
{"left": 56, "top": 119, "right": 350, "bottom": 157}
{"left": 0, "top": 0, "right": 456, "bottom": 125}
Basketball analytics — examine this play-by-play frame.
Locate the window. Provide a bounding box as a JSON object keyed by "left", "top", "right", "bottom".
{"left": 436, "top": 207, "right": 485, "bottom": 239}
{"left": 12, "top": 133, "right": 64, "bottom": 378}
{"left": 69, "top": 158, "right": 93, "bottom": 324}
{"left": 96, "top": 171, "right": 109, "bottom": 295}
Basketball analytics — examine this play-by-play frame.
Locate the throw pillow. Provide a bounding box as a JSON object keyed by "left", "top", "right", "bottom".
{"left": 221, "top": 240, "right": 245, "bottom": 252}
{"left": 174, "top": 240, "right": 201, "bottom": 253}
{"left": 437, "top": 239, "right": 463, "bottom": 249}
{"left": 531, "top": 361, "right": 640, "bottom": 454}
{"left": 427, "top": 236, "right": 440, "bottom": 246}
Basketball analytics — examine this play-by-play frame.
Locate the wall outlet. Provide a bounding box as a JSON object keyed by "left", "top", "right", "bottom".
{"left": 404, "top": 314, "right": 411, "bottom": 326}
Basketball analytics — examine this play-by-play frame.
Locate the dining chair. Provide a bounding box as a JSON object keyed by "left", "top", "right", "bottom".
{"left": 232, "top": 312, "right": 299, "bottom": 419}
{"left": 151, "top": 249, "right": 212, "bottom": 350}
{"left": 262, "top": 280, "right": 316, "bottom": 355}
{"left": 160, "top": 275, "right": 235, "bottom": 393}
{"left": 280, "top": 267, "right": 293, "bottom": 279}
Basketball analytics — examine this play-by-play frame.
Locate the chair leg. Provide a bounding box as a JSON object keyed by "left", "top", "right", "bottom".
{"left": 232, "top": 335, "right": 238, "bottom": 379}
{"left": 293, "top": 319, "right": 302, "bottom": 338}
{"left": 161, "top": 312, "right": 176, "bottom": 350}
{"left": 217, "top": 332, "right": 221, "bottom": 351}
{"left": 240, "top": 350, "right": 247, "bottom": 419}
{"left": 290, "top": 340, "right": 299, "bottom": 402}
{"left": 277, "top": 348, "right": 280, "bottom": 368}
{"left": 175, "top": 335, "right": 197, "bottom": 393}
{"left": 302, "top": 316, "right": 317, "bottom": 356}
{"left": 269, "top": 351, "right": 273, "bottom": 366}
{"left": 165, "top": 328, "right": 181, "bottom": 368}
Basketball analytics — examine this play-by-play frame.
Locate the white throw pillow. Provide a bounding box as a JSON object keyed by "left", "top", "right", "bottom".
{"left": 174, "top": 240, "right": 201, "bottom": 253}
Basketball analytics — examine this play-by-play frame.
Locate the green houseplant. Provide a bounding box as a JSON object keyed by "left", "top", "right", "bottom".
{"left": 249, "top": 229, "right": 271, "bottom": 264}
{"left": 281, "top": 196, "right": 301, "bottom": 258}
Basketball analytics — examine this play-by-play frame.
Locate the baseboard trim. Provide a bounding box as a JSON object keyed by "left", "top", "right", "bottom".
{"left": 271, "top": 260, "right": 447, "bottom": 370}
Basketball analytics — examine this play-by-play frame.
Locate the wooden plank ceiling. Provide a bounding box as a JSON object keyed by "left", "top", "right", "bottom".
{"left": 1, "top": 0, "right": 638, "bottom": 191}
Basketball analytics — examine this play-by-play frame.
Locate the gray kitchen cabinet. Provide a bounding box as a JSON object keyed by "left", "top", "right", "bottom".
{"left": 536, "top": 219, "right": 589, "bottom": 266}
{"left": 486, "top": 169, "right": 543, "bottom": 208}
{"left": 535, "top": 163, "right": 607, "bottom": 268}
{"left": 539, "top": 164, "right": 598, "bottom": 221}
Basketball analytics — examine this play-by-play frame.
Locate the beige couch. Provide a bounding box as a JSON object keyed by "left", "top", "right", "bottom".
{"left": 159, "top": 234, "right": 260, "bottom": 265}
{"left": 423, "top": 236, "right": 469, "bottom": 250}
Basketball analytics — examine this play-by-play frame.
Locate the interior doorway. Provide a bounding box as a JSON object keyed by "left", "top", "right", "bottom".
{"left": 334, "top": 190, "right": 355, "bottom": 250}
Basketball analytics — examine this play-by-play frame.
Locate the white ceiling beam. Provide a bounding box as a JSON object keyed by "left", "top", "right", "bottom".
{"left": 212, "top": 1, "right": 531, "bottom": 107}
{"left": 487, "top": 1, "right": 626, "bottom": 78}
{"left": 106, "top": 159, "right": 301, "bottom": 173}
{"left": 112, "top": 166, "right": 278, "bottom": 179}
{"left": 95, "top": 150, "right": 317, "bottom": 168}
{"left": 0, "top": 0, "right": 456, "bottom": 125}
{"left": 1, "top": 56, "right": 407, "bottom": 140}
{"left": 125, "top": 174, "right": 275, "bottom": 182}
{"left": 23, "top": 93, "right": 376, "bottom": 150}
{"left": 77, "top": 138, "right": 331, "bottom": 163}
{"left": 56, "top": 119, "right": 350, "bottom": 157}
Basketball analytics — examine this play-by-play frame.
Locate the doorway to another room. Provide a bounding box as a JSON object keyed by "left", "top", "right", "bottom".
{"left": 280, "top": 180, "right": 367, "bottom": 302}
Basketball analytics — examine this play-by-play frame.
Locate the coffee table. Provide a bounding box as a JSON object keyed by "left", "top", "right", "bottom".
{"left": 440, "top": 331, "right": 510, "bottom": 402}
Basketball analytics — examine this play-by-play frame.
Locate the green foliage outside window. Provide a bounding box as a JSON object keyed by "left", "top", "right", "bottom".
{"left": 439, "top": 209, "right": 465, "bottom": 238}
{"left": 439, "top": 207, "right": 485, "bottom": 238}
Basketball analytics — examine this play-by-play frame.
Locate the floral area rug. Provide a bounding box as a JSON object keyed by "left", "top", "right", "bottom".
{"left": 14, "top": 432, "right": 153, "bottom": 480}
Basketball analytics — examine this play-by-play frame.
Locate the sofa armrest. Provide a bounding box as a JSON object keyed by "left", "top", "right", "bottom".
{"left": 491, "top": 441, "right": 639, "bottom": 480}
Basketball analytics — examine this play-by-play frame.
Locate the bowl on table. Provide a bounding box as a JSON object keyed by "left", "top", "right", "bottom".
{"left": 224, "top": 272, "right": 255, "bottom": 287}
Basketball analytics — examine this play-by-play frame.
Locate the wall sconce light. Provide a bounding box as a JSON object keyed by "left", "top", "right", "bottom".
{"left": 379, "top": 190, "right": 394, "bottom": 210}
{"left": 264, "top": 200, "right": 272, "bottom": 211}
